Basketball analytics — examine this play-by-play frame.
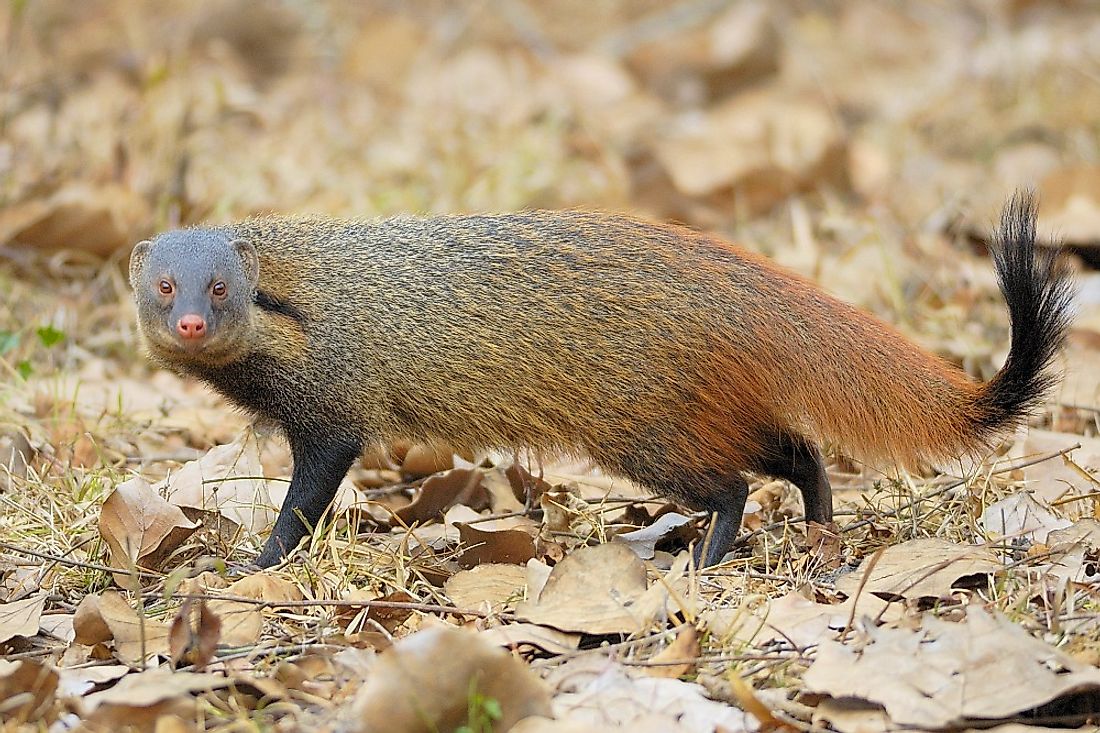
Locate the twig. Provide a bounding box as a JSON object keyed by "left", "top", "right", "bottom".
{"left": 158, "top": 592, "right": 500, "bottom": 619}
{"left": 0, "top": 541, "right": 158, "bottom": 579}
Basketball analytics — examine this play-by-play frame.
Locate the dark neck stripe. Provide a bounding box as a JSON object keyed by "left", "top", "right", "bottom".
{"left": 255, "top": 290, "right": 305, "bottom": 324}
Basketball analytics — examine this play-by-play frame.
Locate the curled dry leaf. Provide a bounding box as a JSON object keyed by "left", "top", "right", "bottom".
{"left": 0, "top": 182, "right": 150, "bottom": 256}
{"left": 0, "top": 659, "right": 59, "bottom": 724}
{"left": 399, "top": 442, "right": 457, "bottom": 476}
{"left": 645, "top": 625, "right": 700, "bottom": 679}
{"left": 444, "top": 563, "right": 528, "bottom": 611}
{"left": 56, "top": 665, "right": 129, "bottom": 698}
{"left": 612, "top": 511, "right": 694, "bottom": 560}
{"left": 804, "top": 606, "right": 1100, "bottom": 729}
{"left": 75, "top": 590, "right": 171, "bottom": 665}
{"left": 515, "top": 543, "right": 649, "bottom": 634}
{"left": 478, "top": 623, "right": 581, "bottom": 656}
{"left": 395, "top": 467, "right": 489, "bottom": 525}
{"left": 169, "top": 600, "right": 222, "bottom": 670}
{"left": 158, "top": 436, "right": 276, "bottom": 536}
{"left": 0, "top": 593, "right": 46, "bottom": 642}
{"left": 349, "top": 624, "right": 551, "bottom": 733}
{"left": 456, "top": 515, "right": 539, "bottom": 567}
{"left": 835, "top": 538, "right": 1002, "bottom": 601}
{"left": 81, "top": 669, "right": 228, "bottom": 728}
{"left": 73, "top": 594, "right": 113, "bottom": 645}
{"left": 99, "top": 477, "right": 200, "bottom": 583}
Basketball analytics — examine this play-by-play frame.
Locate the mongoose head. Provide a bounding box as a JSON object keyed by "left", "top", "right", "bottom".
{"left": 129, "top": 229, "right": 259, "bottom": 366}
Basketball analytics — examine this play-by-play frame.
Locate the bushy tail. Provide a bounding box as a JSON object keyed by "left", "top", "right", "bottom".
{"left": 973, "top": 192, "right": 1074, "bottom": 436}
{"left": 761, "top": 191, "right": 1074, "bottom": 470}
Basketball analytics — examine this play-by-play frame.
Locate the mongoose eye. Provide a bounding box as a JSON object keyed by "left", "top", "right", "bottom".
{"left": 212, "top": 281, "right": 227, "bottom": 298}
{"left": 158, "top": 280, "right": 174, "bottom": 295}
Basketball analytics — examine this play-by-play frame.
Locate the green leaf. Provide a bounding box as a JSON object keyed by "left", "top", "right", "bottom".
{"left": 0, "top": 330, "right": 18, "bottom": 355}
{"left": 16, "top": 360, "right": 33, "bottom": 379}
{"left": 36, "top": 325, "right": 65, "bottom": 348}
{"left": 482, "top": 698, "right": 502, "bottom": 720}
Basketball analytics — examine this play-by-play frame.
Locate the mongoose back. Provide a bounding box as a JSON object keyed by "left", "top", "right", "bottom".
{"left": 129, "top": 195, "right": 1073, "bottom": 567}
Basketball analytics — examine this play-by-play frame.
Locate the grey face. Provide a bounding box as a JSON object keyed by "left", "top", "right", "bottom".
{"left": 129, "top": 228, "right": 259, "bottom": 365}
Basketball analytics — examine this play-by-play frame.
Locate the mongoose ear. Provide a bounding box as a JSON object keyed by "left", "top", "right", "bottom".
{"left": 231, "top": 239, "right": 259, "bottom": 287}
{"left": 128, "top": 240, "right": 152, "bottom": 290}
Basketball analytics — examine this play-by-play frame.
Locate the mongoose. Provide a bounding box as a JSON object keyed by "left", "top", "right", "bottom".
{"left": 129, "top": 195, "right": 1072, "bottom": 568}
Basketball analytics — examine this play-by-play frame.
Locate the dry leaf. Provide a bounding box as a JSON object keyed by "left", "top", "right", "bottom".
{"left": 515, "top": 543, "right": 649, "bottom": 634}
{"left": 532, "top": 658, "right": 752, "bottom": 732}
{"left": 444, "top": 563, "right": 528, "bottom": 611}
{"left": 395, "top": 467, "right": 488, "bottom": 525}
{"left": 82, "top": 669, "right": 228, "bottom": 727}
{"left": 0, "top": 593, "right": 46, "bottom": 642}
{"left": 399, "top": 443, "right": 456, "bottom": 476}
{"left": 0, "top": 182, "right": 150, "bottom": 256}
{"left": 980, "top": 492, "right": 1072, "bottom": 544}
{"left": 654, "top": 88, "right": 845, "bottom": 210}
{"left": 56, "top": 665, "right": 129, "bottom": 698}
{"left": 456, "top": 515, "right": 539, "bottom": 567}
{"left": 99, "top": 477, "right": 200, "bottom": 583}
{"left": 204, "top": 571, "right": 302, "bottom": 646}
{"left": 0, "top": 659, "right": 58, "bottom": 724}
{"left": 159, "top": 437, "right": 276, "bottom": 535}
{"left": 350, "top": 625, "right": 551, "bottom": 733}
{"left": 169, "top": 600, "right": 222, "bottom": 670}
{"left": 645, "top": 625, "right": 700, "bottom": 679}
{"left": 612, "top": 512, "right": 694, "bottom": 560}
{"left": 79, "top": 590, "right": 171, "bottom": 665}
{"left": 835, "top": 538, "right": 1002, "bottom": 600}
{"left": 705, "top": 587, "right": 898, "bottom": 649}
{"left": 805, "top": 607, "right": 1100, "bottom": 729}
{"left": 73, "top": 594, "right": 114, "bottom": 645}
{"left": 478, "top": 623, "right": 581, "bottom": 656}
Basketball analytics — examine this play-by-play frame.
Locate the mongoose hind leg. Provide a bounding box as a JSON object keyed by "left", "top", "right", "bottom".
{"left": 255, "top": 429, "right": 365, "bottom": 568}
{"left": 604, "top": 445, "right": 750, "bottom": 566}
{"left": 690, "top": 473, "right": 750, "bottom": 567}
{"left": 754, "top": 429, "right": 832, "bottom": 525}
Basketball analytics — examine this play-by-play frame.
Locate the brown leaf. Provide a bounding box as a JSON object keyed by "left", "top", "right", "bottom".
{"left": 158, "top": 437, "right": 276, "bottom": 535}
{"left": 478, "top": 623, "right": 581, "bottom": 656}
{"left": 835, "top": 538, "right": 1002, "bottom": 601}
{"left": 612, "top": 512, "right": 694, "bottom": 560}
{"left": 73, "top": 594, "right": 113, "bottom": 645}
{"left": 645, "top": 625, "right": 700, "bottom": 679}
{"left": 0, "top": 593, "right": 46, "bottom": 643}
{"left": 395, "top": 468, "right": 489, "bottom": 525}
{"left": 99, "top": 477, "right": 200, "bottom": 583}
{"left": 805, "top": 607, "right": 1100, "bottom": 729}
{"left": 456, "top": 516, "right": 538, "bottom": 567}
{"left": 169, "top": 600, "right": 222, "bottom": 670}
{"left": 444, "top": 563, "right": 528, "bottom": 612}
{"left": 84, "top": 590, "right": 172, "bottom": 665}
{"left": 203, "top": 571, "right": 303, "bottom": 646}
{"left": 515, "top": 543, "right": 650, "bottom": 634}
{"left": 82, "top": 669, "right": 227, "bottom": 728}
{"left": 0, "top": 659, "right": 59, "bottom": 724}
{"left": 350, "top": 625, "right": 551, "bottom": 733}
{"left": 365, "top": 591, "right": 416, "bottom": 633}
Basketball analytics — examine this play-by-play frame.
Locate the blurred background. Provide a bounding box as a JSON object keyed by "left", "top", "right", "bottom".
{"left": 1, "top": 0, "right": 1099, "bottom": 467}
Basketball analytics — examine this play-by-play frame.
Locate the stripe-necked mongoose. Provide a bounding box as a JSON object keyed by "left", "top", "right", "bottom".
{"left": 129, "top": 194, "right": 1072, "bottom": 567}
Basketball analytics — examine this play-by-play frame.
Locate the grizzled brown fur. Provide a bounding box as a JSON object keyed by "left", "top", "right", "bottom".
{"left": 130, "top": 198, "right": 1072, "bottom": 567}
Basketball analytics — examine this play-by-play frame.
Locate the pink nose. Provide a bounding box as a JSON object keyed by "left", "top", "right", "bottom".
{"left": 176, "top": 314, "right": 207, "bottom": 340}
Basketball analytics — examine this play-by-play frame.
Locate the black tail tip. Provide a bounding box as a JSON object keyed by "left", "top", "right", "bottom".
{"left": 978, "top": 190, "right": 1075, "bottom": 433}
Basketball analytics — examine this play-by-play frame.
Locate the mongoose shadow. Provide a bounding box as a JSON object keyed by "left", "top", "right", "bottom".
{"left": 129, "top": 194, "right": 1073, "bottom": 568}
